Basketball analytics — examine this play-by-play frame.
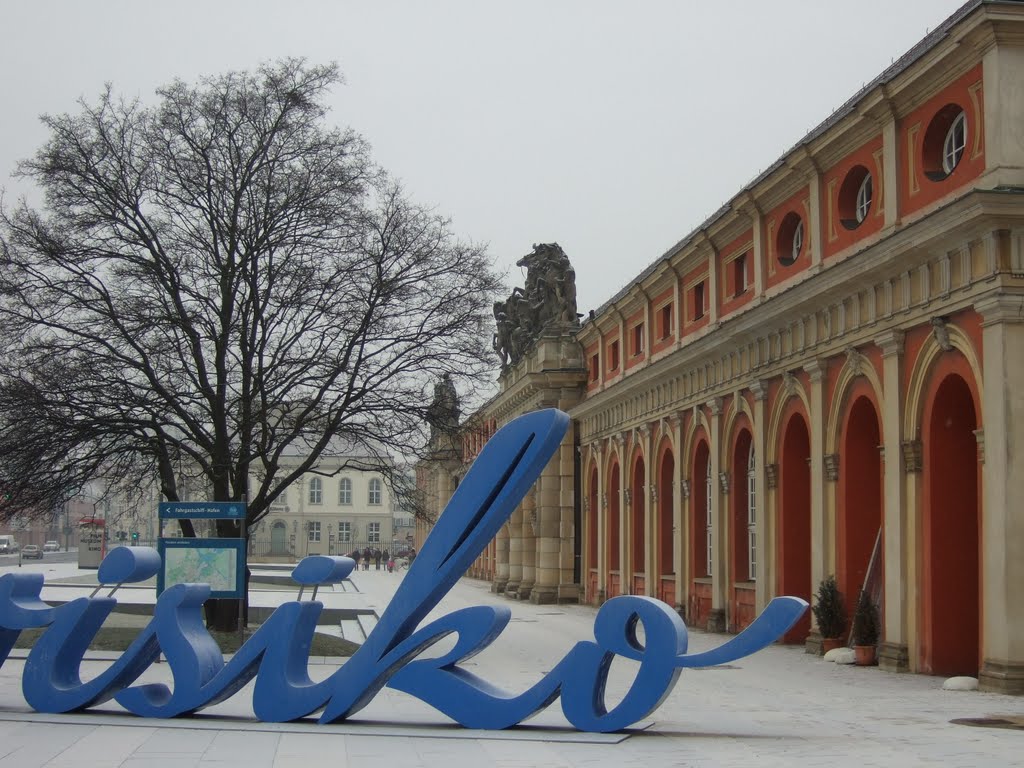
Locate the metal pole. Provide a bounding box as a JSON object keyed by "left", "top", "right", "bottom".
{"left": 238, "top": 497, "right": 247, "bottom": 636}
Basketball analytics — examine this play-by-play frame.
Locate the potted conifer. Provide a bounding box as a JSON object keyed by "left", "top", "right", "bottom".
{"left": 812, "top": 575, "right": 846, "bottom": 653}
{"left": 851, "top": 589, "right": 880, "bottom": 666}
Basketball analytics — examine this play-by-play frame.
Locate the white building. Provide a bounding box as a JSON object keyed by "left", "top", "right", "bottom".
{"left": 248, "top": 445, "right": 395, "bottom": 561}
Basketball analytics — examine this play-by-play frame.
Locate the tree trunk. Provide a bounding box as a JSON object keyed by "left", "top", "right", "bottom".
{"left": 201, "top": 517, "right": 248, "bottom": 632}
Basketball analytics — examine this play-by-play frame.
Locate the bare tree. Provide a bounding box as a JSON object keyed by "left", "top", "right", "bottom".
{"left": 0, "top": 59, "right": 499, "bottom": 629}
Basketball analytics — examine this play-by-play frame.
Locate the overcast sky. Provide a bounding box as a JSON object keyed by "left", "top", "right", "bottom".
{"left": 0, "top": 0, "right": 967, "bottom": 314}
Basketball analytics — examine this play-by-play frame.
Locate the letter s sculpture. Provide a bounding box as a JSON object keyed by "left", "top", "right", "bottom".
{"left": 0, "top": 409, "right": 807, "bottom": 732}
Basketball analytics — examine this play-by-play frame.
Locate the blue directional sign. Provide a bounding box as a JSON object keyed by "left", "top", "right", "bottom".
{"left": 158, "top": 501, "right": 246, "bottom": 520}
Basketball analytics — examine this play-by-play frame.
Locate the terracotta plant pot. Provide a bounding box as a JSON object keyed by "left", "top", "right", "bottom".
{"left": 854, "top": 644, "right": 877, "bottom": 666}
{"left": 822, "top": 637, "right": 844, "bottom": 653}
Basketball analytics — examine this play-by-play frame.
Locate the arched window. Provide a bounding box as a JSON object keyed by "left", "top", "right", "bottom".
{"left": 368, "top": 478, "right": 382, "bottom": 505}
{"left": 747, "top": 444, "right": 757, "bottom": 581}
{"left": 339, "top": 477, "right": 352, "bottom": 505}
{"left": 705, "top": 461, "right": 713, "bottom": 575}
{"left": 308, "top": 477, "right": 322, "bottom": 505}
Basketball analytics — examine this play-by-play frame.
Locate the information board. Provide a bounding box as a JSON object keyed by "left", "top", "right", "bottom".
{"left": 157, "top": 538, "right": 246, "bottom": 598}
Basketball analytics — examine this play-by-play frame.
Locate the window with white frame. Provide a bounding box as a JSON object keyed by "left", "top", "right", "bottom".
{"left": 307, "top": 521, "right": 321, "bottom": 542}
{"left": 747, "top": 444, "right": 757, "bottom": 581}
{"left": 368, "top": 521, "right": 380, "bottom": 543}
{"left": 308, "top": 477, "right": 322, "bottom": 505}
{"left": 791, "top": 220, "right": 804, "bottom": 263}
{"left": 339, "top": 477, "right": 352, "bottom": 505}
{"left": 368, "top": 478, "right": 382, "bottom": 505}
{"left": 705, "top": 461, "right": 713, "bottom": 576}
{"left": 855, "top": 173, "right": 872, "bottom": 224}
{"left": 942, "top": 110, "right": 966, "bottom": 175}
{"left": 338, "top": 521, "right": 351, "bottom": 543}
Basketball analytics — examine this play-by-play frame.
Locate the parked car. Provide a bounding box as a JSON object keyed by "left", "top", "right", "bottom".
{"left": 43, "top": 541, "right": 60, "bottom": 552}
{"left": 21, "top": 544, "right": 42, "bottom": 559}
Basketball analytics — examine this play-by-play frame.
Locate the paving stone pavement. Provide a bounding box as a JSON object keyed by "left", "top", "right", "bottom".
{"left": 0, "top": 560, "right": 1021, "bottom": 767}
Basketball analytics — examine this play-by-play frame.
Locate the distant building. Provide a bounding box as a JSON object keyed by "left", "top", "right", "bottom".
{"left": 419, "top": 0, "right": 1024, "bottom": 695}
{"left": 247, "top": 442, "right": 395, "bottom": 561}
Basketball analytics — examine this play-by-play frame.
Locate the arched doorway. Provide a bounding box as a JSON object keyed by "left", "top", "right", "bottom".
{"left": 631, "top": 455, "right": 646, "bottom": 595}
{"left": 270, "top": 521, "right": 287, "bottom": 555}
{"left": 779, "top": 410, "right": 811, "bottom": 643}
{"left": 657, "top": 445, "right": 675, "bottom": 605}
{"left": 922, "top": 372, "right": 979, "bottom": 676}
{"left": 839, "top": 394, "right": 882, "bottom": 627}
{"left": 608, "top": 461, "right": 621, "bottom": 599}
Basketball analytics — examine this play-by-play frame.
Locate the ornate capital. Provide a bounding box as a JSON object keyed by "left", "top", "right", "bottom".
{"left": 623, "top": 488, "right": 632, "bottom": 506}
{"left": 875, "top": 329, "right": 905, "bottom": 358}
{"left": 681, "top": 479, "right": 691, "bottom": 499}
{"left": 706, "top": 397, "right": 722, "bottom": 417}
{"left": 902, "top": 440, "right": 923, "bottom": 473}
{"left": 649, "top": 484, "right": 659, "bottom": 504}
{"left": 823, "top": 453, "right": 840, "bottom": 482}
{"left": 749, "top": 379, "right": 769, "bottom": 402}
{"left": 718, "top": 472, "right": 730, "bottom": 495}
{"left": 974, "top": 429, "right": 985, "bottom": 464}
{"left": 601, "top": 492, "right": 609, "bottom": 509}
{"left": 804, "top": 358, "right": 826, "bottom": 383}
{"left": 765, "top": 463, "right": 778, "bottom": 489}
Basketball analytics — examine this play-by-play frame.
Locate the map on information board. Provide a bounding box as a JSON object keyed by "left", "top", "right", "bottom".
{"left": 157, "top": 538, "right": 246, "bottom": 598}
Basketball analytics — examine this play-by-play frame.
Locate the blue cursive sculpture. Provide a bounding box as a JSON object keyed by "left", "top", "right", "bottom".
{"left": 0, "top": 408, "right": 807, "bottom": 732}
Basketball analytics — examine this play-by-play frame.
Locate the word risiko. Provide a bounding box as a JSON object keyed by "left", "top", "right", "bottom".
{"left": 0, "top": 409, "right": 806, "bottom": 732}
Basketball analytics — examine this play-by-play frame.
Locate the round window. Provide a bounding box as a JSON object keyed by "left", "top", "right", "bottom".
{"left": 838, "top": 165, "right": 872, "bottom": 230}
{"left": 922, "top": 104, "right": 967, "bottom": 181}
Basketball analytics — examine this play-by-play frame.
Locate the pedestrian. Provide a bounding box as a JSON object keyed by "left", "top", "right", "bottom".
{"left": 382, "top": 549, "right": 391, "bottom": 573}
{"left": 362, "top": 546, "right": 371, "bottom": 570}
{"left": 374, "top": 548, "right": 381, "bottom": 570}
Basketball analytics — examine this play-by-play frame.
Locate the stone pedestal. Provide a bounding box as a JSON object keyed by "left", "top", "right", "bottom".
{"left": 805, "top": 630, "right": 824, "bottom": 656}
{"left": 706, "top": 608, "right": 726, "bottom": 633}
{"left": 980, "top": 658, "right": 1024, "bottom": 694}
{"left": 878, "top": 641, "right": 910, "bottom": 673}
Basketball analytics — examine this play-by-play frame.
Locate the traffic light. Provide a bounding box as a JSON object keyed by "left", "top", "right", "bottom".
{"left": 131, "top": 531, "right": 139, "bottom": 542}
{"left": 117, "top": 530, "right": 127, "bottom": 541}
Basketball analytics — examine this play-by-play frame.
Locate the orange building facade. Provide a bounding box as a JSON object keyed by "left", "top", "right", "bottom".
{"left": 417, "top": 0, "right": 1024, "bottom": 693}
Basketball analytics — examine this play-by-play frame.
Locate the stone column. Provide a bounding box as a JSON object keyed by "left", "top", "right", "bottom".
{"left": 504, "top": 504, "right": 523, "bottom": 598}
{"left": 594, "top": 441, "right": 607, "bottom": 604}
{"left": 876, "top": 330, "right": 909, "bottom": 672}
{"left": 638, "top": 425, "right": 654, "bottom": 597}
{"left": 750, "top": 380, "right": 769, "bottom": 613}
{"left": 670, "top": 415, "right": 685, "bottom": 616}
{"left": 707, "top": 397, "right": 726, "bottom": 632}
{"left": 531, "top": 428, "right": 578, "bottom": 604}
{"left": 805, "top": 358, "right": 828, "bottom": 655}
{"left": 976, "top": 294, "right": 1024, "bottom": 694}
{"left": 518, "top": 486, "right": 537, "bottom": 601}
{"left": 492, "top": 522, "right": 510, "bottom": 595}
